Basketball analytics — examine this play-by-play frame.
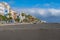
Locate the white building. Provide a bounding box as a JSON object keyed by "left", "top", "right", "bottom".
{"left": 0, "top": 3, "right": 5, "bottom": 15}
{"left": 19, "top": 12, "right": 26, "bottom": 22}
{"left": 0, "top": 2, "right": 10, "bottom": 15}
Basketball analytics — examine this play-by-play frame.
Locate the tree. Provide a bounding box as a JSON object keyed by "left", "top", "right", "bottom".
{"left": 0, "top": 15, "right": 3, "bottom": 21}
{"left": 6, "top": 13, "right": 12, "bottom": 21}
{"left": 15, "top": 18, "right": 20, "bottom": 22}
{"left": 23, "top": 19, "right": 28, "bottom": 22}
{"left": 15, "top": 16, "right": 20, "bottom": 22}
{"left": 8, "top": 13, "right": 11, "bottom": 18}
{"left": 0, "top": 14, "right": 8, "bottom": 21}
{"left": 21, "top": 13, "right": 26, "bottom": 16}
{"left": 2, "top": 16, "right": 7, "bottom": 21}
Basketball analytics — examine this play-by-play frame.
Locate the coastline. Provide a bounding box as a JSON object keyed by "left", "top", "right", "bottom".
{"left": 0, "top": 23, "right": 60, "bottom": 26}
{"left": 0, "top": 23, "right": 32, "bottom": 26}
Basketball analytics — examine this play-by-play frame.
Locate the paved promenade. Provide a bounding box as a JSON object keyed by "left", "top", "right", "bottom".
{"left": 0, "top": 23, "right": 60, "bottom": 40}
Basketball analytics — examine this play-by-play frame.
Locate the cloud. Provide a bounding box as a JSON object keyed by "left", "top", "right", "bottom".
{"left": 13, "top": 8, "right": 60, "bottom": 17}
{"left": 48, "top": 9, "right": 60, "bottom": 16}
{"left": 38, "top": 9, "right": 47, "bottom": 16}
{"left": 12, "top": 3, "right": 60, "bottom": 22}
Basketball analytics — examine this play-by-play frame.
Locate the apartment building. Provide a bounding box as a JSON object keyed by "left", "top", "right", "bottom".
{"left": 0, "top": 2, "right": 10, "bottom": 15}
{"left": 10, "top": 9, "right": 17, "bottom": 20}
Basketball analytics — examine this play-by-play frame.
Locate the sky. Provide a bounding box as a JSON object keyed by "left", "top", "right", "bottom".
{"left": 0, "top": 0, "right": 60, "bottom": 23}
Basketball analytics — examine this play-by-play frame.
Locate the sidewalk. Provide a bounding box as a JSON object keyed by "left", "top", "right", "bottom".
{"left": 0, "top": 24, "right": 15, "bottom": 26}
{"left": 0, "top": 23, "right": 32, "bottom": 26}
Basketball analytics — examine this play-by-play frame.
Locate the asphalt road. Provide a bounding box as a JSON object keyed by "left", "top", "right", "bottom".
{"left": 0, "top": 23, "right": 60, "bottom": 40}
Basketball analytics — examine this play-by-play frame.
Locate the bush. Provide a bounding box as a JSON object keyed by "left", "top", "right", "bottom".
{"left": 15, "top": 18, "right": 20, "bottom": 22}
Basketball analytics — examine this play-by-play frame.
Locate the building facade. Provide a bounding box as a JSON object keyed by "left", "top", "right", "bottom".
{"left": 0, "top": 2, "right": 10, "bottom": 15}
{"left": 10, "top": 9, "right": 17, "bottom": 20}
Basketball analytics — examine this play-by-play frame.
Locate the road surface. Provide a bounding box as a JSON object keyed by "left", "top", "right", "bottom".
{"left": 0, "top": 23, "right": 60, "bottom": 40}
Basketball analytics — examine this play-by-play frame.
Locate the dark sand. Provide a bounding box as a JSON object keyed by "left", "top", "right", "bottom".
{"left": 0, "top": 23, "right": 60, "bottom": 40}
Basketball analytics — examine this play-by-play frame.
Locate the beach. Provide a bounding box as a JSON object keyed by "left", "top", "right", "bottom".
{"left": 0, "top": 23, "right": 60, "bottom": 40}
